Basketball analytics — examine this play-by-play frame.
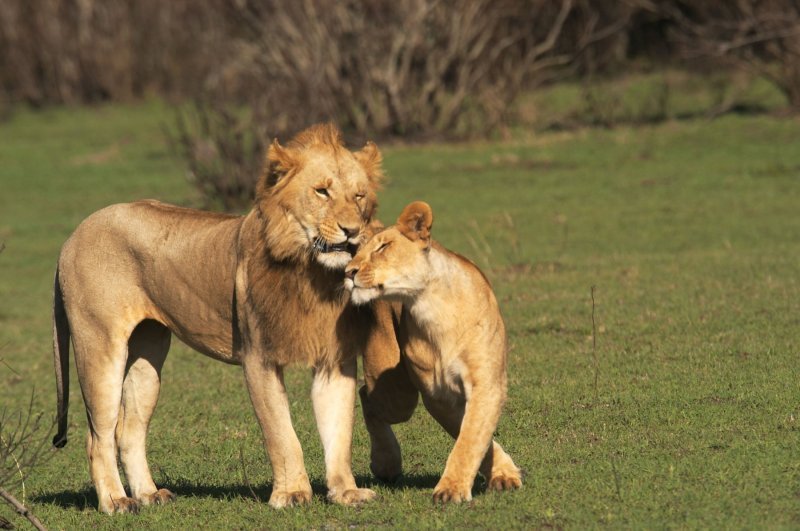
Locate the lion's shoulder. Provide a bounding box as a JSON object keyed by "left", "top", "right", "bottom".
{"left": 130, "top": 199, "right": 240, "bottom": 220}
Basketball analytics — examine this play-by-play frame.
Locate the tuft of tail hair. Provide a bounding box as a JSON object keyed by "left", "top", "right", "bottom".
{"left": 52, "top": 268, "right": 70, "bottom": 448}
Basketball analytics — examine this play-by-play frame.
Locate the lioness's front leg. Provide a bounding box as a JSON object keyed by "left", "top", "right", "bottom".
{"left": 312, "top": 357, "right": 377, "bottom": 505}
{"left": 422, "top": 386, "right": 505, "bottom": 503}
{"left": 242, "top": 356, "right": 312, "bottom": 508}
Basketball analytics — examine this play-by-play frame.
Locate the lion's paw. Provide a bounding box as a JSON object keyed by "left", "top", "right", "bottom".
{"left": 432, "top": 478, "right": 471, "bottom": 504}
{"left": 140, "top": 488, "right": 177, "bottom": 506}
{"left": 370, "top": 452, "right": 402, "bottom": 482}
{"left": 329, "top": 487, "right": 377, "bottom": 506}
{"left": 108, "top": 496, "right": 140, "bottom": 514}
{"left": 269, "top": 489, "right": 312, "bottom": 509}
{"left": 488, "top": 471, "right": 522, "bottom": 492}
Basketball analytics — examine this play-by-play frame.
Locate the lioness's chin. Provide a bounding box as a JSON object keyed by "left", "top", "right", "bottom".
{"left": 348, "top": 287, "right": 381, "bottom": 305}
{"left": 316, "top": 250, "right": 353, "bottom": 270}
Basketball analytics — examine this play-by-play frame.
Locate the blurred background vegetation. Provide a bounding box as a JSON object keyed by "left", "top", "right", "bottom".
{"left": 2, "top": 0, "right": 799, "bottom": 209}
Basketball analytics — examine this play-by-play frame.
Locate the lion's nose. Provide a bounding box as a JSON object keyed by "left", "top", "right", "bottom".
{"left": 344, "top": 266, "right": 358, "bottom": 280}
{"left": 339, "top": 223, "right": 359, "bottom": 239}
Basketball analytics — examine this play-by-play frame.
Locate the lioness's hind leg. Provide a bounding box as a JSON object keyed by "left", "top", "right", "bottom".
{"left": 117, "top": 320, "right": 175, "bottom": 507}
{"left": 72, "top": 329, "right": 134, "bottom": 514}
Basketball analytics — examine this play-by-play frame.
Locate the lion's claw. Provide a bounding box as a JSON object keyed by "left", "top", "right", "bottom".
{"left": 488, "top": 473, "right": 522, "bottom": 492}
{"left": 329, "top": 487, "right": 378, "bottom": 506}
{"left": 141, "top": 488, "right": 177, "bottom": 506}
{"left": 110, "top": 496, "right": 140, "bottom": 514}
{"left": 269, "top": 490, "right": 313, "bottom": 508}
{"left": 432, "top": 478, "right": 471, "bottom": 504}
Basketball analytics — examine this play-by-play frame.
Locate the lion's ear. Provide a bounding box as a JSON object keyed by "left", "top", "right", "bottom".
{"left": 259, "top": 139, "right": 297, "bottom": 192}
{"left": 397, "top": 201, "right": 433, "bottom": 245}
{"left": 354, "top": 141, "right": 384, "bottom": 186}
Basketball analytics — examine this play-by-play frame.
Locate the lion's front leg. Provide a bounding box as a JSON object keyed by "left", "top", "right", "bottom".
{"left": 311, "top": 357, "right": 377, "bottom": 506}
{"left": 242, "top": 357, "right": 312, "bottom": 508}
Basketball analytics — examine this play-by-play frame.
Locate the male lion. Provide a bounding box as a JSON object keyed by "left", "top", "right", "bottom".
{"left": 344, "top": 202, "right": 522, "bottom": 503}
{"left": 52, "top": 124, "right": 382, "bottom": 513}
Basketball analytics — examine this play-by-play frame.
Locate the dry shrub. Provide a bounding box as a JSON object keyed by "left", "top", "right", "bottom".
{"left": 653, "top": 0, "right": 800, "bottom": 110}
{"left": 220, "top": 0, "right": 639, "bottom": 138}
{"left": 0, "top": 0, "right": 228, "bottom": 105}
{"left": 0, "top": 1, "right": 633, "bottom": 208}
{"left": 174, "top": 0, "right": 627, "bottom": 209}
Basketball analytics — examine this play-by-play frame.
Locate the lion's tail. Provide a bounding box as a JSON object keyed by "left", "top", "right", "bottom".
{"left": 52, "top": 267, "right": 70, "bottom": 448}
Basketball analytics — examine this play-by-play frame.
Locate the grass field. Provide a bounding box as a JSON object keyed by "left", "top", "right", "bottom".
{"left": 1, "top": 98, "right": 800, "bottom": 529}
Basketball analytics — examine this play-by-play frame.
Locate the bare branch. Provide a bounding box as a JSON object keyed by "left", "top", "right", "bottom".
{"left": 0, "top": 487, "right": 47, "bottom": 531}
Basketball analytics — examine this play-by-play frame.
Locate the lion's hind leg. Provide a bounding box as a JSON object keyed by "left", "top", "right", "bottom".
{"left": 359, "top": 383, "right": 417, "bottom": 482}
{"left": 361, "top": 301, "right": 419, "bottom": 482}
{"left": 116, "top": 319, "right": 176, "bottom": 507}
{"left": 71, "top": 325, "right": 137, "bottom": 514}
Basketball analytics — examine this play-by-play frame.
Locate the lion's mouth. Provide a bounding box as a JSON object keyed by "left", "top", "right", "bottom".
{"left": 314, "top": 239, "right": 358, "bottom": 255}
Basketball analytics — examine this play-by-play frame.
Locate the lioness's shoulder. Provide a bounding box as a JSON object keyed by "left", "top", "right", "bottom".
{"left": 435, "top": 243, "right": 492, "bottom": 288}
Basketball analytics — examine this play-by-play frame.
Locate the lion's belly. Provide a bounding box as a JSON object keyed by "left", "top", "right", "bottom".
{"left": 159, "top": 311, "right": 237, "bottom": 364}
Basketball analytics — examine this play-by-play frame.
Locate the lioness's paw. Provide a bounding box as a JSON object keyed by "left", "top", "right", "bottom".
{"left": 432, "top": 478, "right": 471, "bottom": 504}
{"left": 329, "top": 487, "right": 377, "bottom": 506}
{"left": 488, "top": 472, "right": 522, "bottom": 492}
{"left": 139, "top": 488, "right": 177, "bottom": 506}
{"left": 269, "top": 490, "right": 312, "bottom": 508}
{"left": 107, "top": 496, "right": 140, "bottom": 514}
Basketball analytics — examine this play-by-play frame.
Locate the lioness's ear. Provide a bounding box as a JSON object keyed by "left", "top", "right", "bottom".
{"left": 354, "top": 141, "right": 384, "bottom": 186}
{"left": 397, "top": 201, "right": 433, "bottom": 245}
{"left": 259, "top": 139, "right": 297, "bottom": 191}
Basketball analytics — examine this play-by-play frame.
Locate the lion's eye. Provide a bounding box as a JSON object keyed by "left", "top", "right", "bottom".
{"left": 376, "top": 242, "right": 390, "bottom": 253}
{"left": 315, "top": 187, "right": 330, "bottom": 198}
{"left": 355, "top": 193, "right": 365, "bottom": 202}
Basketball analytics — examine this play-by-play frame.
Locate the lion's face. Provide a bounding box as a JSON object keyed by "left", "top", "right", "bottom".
{"left": 344, "top": 201, "right": 433, "bottom": 305}
{"left": 258, "top": 125, "right": 382, "bottom": 270}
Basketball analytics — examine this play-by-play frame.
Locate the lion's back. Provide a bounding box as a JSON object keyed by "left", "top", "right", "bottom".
{"left": 57, "top": 201, "right": 243, "bottom": 344}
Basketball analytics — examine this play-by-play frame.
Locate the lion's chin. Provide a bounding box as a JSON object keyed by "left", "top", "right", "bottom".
{"left": 316, "top": 250, "right": 353, "bottom": 271}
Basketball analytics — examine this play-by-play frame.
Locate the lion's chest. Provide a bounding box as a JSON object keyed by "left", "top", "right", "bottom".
{"left": 242, "top": 261, "right": 370, "bottom": 367}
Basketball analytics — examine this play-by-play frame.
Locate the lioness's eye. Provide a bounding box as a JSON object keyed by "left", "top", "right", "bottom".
{"left": 355, "top": 193, "right": 365, "bottom": 201}
{"left": 376, "top": 242, "right": 390, "bottom": 253}
{"left": 315, "top": 187, "right": 329, "bottom": 198}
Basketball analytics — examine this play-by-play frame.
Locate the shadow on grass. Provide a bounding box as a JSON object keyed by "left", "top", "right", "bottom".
{"left": 32, "top": 473, "right": 445, "bottom": 510}
{"left": 356, "top": 472, "right": 441, "bottom": 491}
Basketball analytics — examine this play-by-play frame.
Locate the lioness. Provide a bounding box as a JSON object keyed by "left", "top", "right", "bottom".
{"left": 345, "top": 201, "right": 522, "bottom": 503}
{"left": 52, "top": 124, "right": 382, "bottom": 513}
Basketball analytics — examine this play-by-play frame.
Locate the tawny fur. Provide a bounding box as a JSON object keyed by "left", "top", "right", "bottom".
{"left": 345, "top": 201, "right": 522, "bottom": 503}
{"left": 52, "top": 123, "right": 382, "bottom": 513}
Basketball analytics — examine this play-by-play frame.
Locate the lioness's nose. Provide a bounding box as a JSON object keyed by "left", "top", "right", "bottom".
{"left": 339, "top": 223, "right": 359, "bottom": 238}
{"left": 344, "top": 266, "right": 358, "bottom": 280}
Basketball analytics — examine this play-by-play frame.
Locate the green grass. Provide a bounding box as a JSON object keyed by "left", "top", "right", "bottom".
{"left": 1, "top": 96, "right": 800, "bottom": 529}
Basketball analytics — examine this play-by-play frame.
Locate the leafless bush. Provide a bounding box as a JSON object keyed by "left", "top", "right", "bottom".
{"left": 171, "top": 101, "right": 265, "bottom": 211}
{"left": 0, "top": 376, "right": 51, "bottom": 530}
{"left": 0, "top": 0, "right": 229, "bottom": 105}
{"left": 171, "top": 0, "right": 629, "bottom": 209}
{"left": 646, "top": 0, "right": 800, "bottom": 110}
{"left": 222, "top": 0, "right": 632, "bottom": 138}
